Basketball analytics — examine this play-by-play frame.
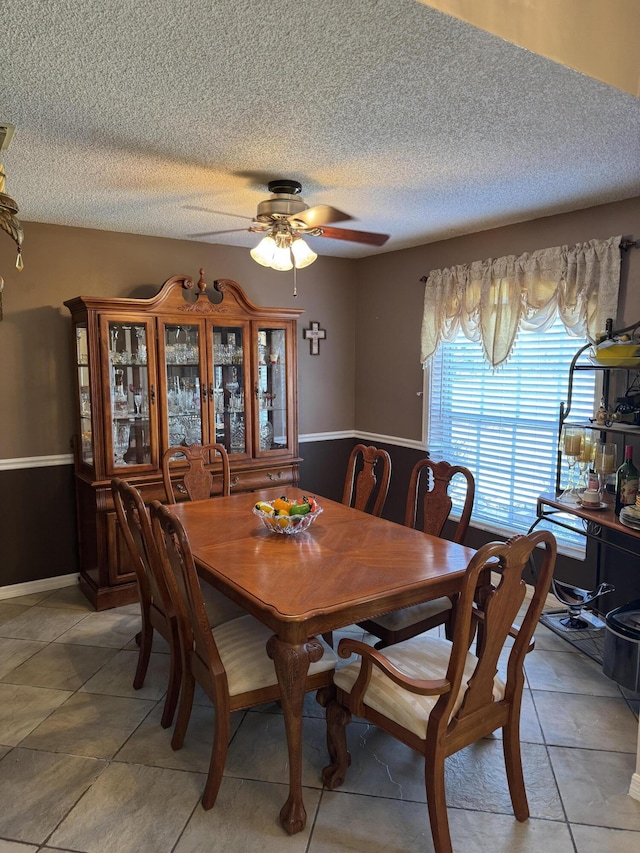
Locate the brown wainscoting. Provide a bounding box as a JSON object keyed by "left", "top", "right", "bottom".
{"left": 298, "top": 439, "right": 430, "bottom": 525}
{"left": 0, "top": 463, "right": 79, "bottom": 586}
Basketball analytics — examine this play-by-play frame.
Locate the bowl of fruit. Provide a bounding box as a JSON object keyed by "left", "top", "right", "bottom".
{"left": 252, "top": 496, "right": 323, "bottom": 535}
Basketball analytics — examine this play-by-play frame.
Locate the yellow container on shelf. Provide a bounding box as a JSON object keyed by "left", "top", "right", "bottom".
{"left": 592, "top": 342, "right": 640, "bottom": 368}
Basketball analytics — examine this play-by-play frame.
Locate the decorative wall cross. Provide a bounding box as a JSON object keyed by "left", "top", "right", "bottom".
{"left": 303, "top": 321, "right": 326, "bottom": 355}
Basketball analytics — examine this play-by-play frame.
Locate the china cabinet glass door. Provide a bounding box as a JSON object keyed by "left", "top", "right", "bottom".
{"left": 161, "top": 321, "right": 205, "bottom": 453}
{"left": 255, "top": 324, "right": 290, "bottom": 455}
{"left": 104, "top": 317, "right": 156, "bottom": 471}
{"left": 75, "top": 324, "right": 93, "bottom": 465}
{"left": 212, "top": 323, "right": 249, "bottom": 456}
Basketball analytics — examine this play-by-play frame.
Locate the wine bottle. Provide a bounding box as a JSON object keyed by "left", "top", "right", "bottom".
{"left": 614, "top": 445, "right": 639, "bottom": 515}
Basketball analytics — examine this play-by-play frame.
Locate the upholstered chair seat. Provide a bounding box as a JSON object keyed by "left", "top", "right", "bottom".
{"left": 334, "top": 633, "right": 504, "bottom": 739}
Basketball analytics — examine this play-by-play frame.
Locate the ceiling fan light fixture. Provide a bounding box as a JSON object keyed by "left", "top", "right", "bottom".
{"left": 250, "top": 234, "right": 277, "bottom": 267}
{"left": 269, "top": 243, "right": 294, "bottom": 271}
{"left": 290, "top": 237, "right": 317, "bottom": 269}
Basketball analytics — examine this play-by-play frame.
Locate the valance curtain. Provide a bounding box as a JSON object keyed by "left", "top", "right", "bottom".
{"left": 420, "top": 235, "right": 622, "bottom": 367}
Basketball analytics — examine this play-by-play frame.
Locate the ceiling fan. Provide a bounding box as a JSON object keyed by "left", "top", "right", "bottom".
{"left": 189, "top": 179, "right": 390, "bottom": 274}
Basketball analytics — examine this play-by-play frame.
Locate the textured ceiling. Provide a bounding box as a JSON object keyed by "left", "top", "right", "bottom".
{"left": 2, "top": 0, "right": 639, "bottom": 260}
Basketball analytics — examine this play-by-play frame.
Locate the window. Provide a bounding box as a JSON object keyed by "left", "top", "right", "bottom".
{"left": 426, "top": 315, "right": 596, "bottom": 555}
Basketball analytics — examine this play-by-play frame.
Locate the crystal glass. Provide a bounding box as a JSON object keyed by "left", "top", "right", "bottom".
{"left": 558, "top": 426, "right": 585, "bottom": 503}
{"left": 576, "top": 432, "right": 596, "bottom": 494}
{"left": 594, "top": 442, "right": 618, "bottom": 494}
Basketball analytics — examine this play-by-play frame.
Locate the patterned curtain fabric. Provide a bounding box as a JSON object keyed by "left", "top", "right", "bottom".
{"left": 420, "top": 235, "right": 622, "bottom": 367}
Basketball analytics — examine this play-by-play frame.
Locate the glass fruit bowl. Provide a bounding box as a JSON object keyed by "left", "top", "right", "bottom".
{"left": 252, "top": 500, "right": 323, "bottom": 535}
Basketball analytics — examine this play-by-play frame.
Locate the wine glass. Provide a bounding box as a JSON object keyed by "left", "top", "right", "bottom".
{"left": 131, "top": 386, "right": 143, "bottom": 415}
{"left": 594, "top": 442, "right": 617, "bottom": 495}
{"left": 576, "top": 433, "right": 596, "bottom": 495}
{"left": 558, "top": 426, "right": 584, "bottom": 503}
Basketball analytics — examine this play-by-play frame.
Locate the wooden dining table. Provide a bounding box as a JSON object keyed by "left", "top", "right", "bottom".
{"left": 170, "top": 486, "right": 476, "bottom": 835}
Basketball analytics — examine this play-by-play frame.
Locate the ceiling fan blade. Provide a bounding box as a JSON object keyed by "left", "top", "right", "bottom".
{"left": 290, "top": 204, "right": 352, "bottom": 228}
{"left": 189, "top": 228, "right": 249, "bottom": 238}
{"left": 316, "top": 226, "right": 389, "bottom": 246}
{"left": 184, "top": 205, "right": 252, "bottom": 221}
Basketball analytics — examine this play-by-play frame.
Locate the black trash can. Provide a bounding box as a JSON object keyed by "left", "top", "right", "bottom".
{"left": 603, "top": 599, "right": 640, "bottom": 692}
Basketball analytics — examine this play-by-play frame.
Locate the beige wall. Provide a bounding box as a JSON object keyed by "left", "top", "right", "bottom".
{"left": 1, "top": 198, "right": 638, "bottom": 460}
{"left": 0, "top": 223, "right": 356, "bottom": 459}
{"left": 354, "top": 196, "right": 640, "bottom": 439}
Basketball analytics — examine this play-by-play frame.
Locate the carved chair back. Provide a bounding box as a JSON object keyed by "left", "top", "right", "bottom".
{"left": 162, "top": 442, "right": 231, "bottom": 504}
{"left": 405, "top": 458, "right": 475, "bottom": 544}
{"left": 342, "top": 443, "right": 391, "bottom": 517}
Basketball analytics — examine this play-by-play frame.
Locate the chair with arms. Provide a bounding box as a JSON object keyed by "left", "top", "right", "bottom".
{"left": 342, "top": 443, "right": 391, "bottom": 517}
{"left": 359, "top": 458, "right": 475, "bottom": 646}
{"left": 320, "top": 529, "right": 557, "bottom": 853}
{"left": 162, "top": 442, "right": 230, "bottom": 504}
{"left": 149, "top": 500, "right": 337, "bottom": 810}
{"left": 111, "top": 477, "right": 182, "bottom": 728}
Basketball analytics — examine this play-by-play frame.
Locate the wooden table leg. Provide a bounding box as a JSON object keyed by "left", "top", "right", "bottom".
{"left": 266, "top": 635, "right": 324, "bottom": 835}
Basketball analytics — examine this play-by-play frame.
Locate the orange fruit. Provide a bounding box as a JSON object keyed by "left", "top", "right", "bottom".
{"left": 273, "top": 498, "right": 291, "bottom": 515}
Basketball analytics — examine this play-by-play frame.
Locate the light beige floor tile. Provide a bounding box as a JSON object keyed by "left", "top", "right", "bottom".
{"left": 0, "top": 748, "right": 106, "bottom": 845}
{"left": 175, "top": 777, "right": 317, "bottom": 852}
{"left": 0, "top": 637, "right": 46, "bottom": 678}
{"left": 322, "top": 720, "right": 563, "bottom": 820}
{"left": 79, "top": 649, "right": 171, "bottom": 700}
{"left": 448, "top": 810, "right": 575, "bottom": 853}
{"left": 549, "top": 746, "right": 640, "bottom": 830}
{"left": 0, "top": 643, "right": 117, "bottom": 691}
{"left": 224, "top": 708, "right": 327, "bottom": 789}
{"left": 442, "top": 739, "right": 564, "bottom": 820}
{"left": 533, "top": 623, "right": 579, "bottom": 653}
{"left": 533, "top": 690, "right": 639, "bottom": 752}
{"left": 50, "top": 762, "right": 203, "bottom": 853}
{"left": 54, "top": 610, "right": 140, "bottom": 648}
{"left": 571, "top": 823, "right": 640, "bottom": 852}
{"left": 0, "top": 683, "right": 71, "bottom": 746}
{"left": 0, "top": 603, "right": 30, "bottom": 627}
{"left": 123, "top": 630, "right": 170, "bottom": 654}
{"left": 4, "top": 590, "right": 57, "bottom": 606}
{"left": 116, "top": 702, "right": 244, "bottom": 772}
{"left": 524, "top": 649, "right": 621, "bottom": 696}
{"left": 0, "top": 607, "right": 88, "bottom": 642}
{"left": 309, "top": 789, "right": 433, "bottom": 853}
{"left": 21, "top": 691, "right": 156, "bottom": 758}
{"left": 312, "top": 792, "right": 568, "bottom": 853}
{"left": 320, "top": 719, "right": 426, "bottom": 801}
{"left": 38, "top": 584, "right": 94, "bottom": 611}
{"left": 485, "top": 688, "right": 544, "bottom": 744}
{"left": 112, "top": 602, "right": 143, "bottom": 617}
{"left": 0, "top": 841, "right": 39, "bottom": 852}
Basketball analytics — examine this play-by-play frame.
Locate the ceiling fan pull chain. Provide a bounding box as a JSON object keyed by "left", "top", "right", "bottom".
{"left": 292, "top": 252, "right": 297, "bottom": 298}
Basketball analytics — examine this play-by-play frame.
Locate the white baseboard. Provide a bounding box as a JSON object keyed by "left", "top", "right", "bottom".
{"left": 0, "top": 574, "right": 79, "bottom": 601}
{"left": 630, "top": 771, "right": 640, "bottom": 802}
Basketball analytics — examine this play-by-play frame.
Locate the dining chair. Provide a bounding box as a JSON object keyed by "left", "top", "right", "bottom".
{"left": 112, "top": 478, "right": 247, "bottom": 725}
{"left": 111, "top": 477, "right": 182, "bottom": 728}
{"left": 162, "top": 442, "right": 230, "bottom": 504}
{"left": 149, "top": 500, "right": 338, "bottom": 810}
{"left": 358, "top": 458, "right": 475, "bottom": 647}
{"left": 320, "top": 529, "right": 557, "bottom": 853}
{"left": 342, "top": 443, "right": 391, "bottom": 517}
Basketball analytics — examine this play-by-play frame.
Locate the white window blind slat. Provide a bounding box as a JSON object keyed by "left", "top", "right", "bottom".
{"left": 427, "top": 317, "right": 596, "bottom": 553}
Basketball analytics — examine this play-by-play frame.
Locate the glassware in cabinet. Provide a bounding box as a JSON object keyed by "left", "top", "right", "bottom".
{"left": 212, "top": 323, "right": 248, "bottom": 455}
{"left": 105, "top": 318, "right": 155, "bottom": 471}
{"left": 161, "top": 321, "right": 204, "bottom": 451}
{"left": 255, "top": 325, "right": 289, "bottom": 454}
{"left": 75, "top": 324, "right": 93, "bottom": 465}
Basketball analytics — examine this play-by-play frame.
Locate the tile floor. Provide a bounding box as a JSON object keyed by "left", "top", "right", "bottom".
{"left": 0, "top": 584, "right": 639, "bottom": 853}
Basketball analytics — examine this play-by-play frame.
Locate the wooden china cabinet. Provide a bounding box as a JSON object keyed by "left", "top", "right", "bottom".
{"left": 65, "top": 270, "right": 303, "bottom": 609}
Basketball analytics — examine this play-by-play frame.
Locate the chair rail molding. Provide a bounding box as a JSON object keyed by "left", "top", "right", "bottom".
{"left": 0, "top": 453, "right": 74, "bottom": 471}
